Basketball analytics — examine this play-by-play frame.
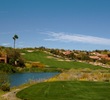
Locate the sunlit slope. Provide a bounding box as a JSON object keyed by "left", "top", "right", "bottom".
{"left": 22, "top": 50, "right": 107, "bottom": 70}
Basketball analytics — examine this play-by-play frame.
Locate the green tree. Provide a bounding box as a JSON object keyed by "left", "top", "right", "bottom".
{"left": 13, "top": 34, "right": 18, "bottom": 49}
{"left": 6, "top": 48, "right": 24, "bottom": 66}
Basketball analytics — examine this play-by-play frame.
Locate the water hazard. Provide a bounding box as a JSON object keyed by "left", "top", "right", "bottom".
{"left": 9, "top": 72, "right": 59, "bottom": 87}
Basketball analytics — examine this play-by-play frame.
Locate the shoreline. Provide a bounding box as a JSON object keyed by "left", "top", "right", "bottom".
{"left": 1, "top": 73, "right": 59, "bottom": 100}
{"left": 1, "top": 82, "right": 38, "bottom": 100}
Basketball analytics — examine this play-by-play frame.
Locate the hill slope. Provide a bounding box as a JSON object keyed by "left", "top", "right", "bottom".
{"left": 22, "top": 50, "right": 108, "bottom": 70}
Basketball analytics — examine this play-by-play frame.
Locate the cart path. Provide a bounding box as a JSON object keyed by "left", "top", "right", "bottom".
{"left": 1, "top": 88, "right": 23, "bottom": 100}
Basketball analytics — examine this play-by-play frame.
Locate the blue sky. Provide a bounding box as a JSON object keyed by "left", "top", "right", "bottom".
{"left": 0, "top": 0, "right": 110, "bottom": 50}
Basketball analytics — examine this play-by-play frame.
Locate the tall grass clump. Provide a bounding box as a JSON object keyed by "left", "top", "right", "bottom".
{"left": 0, "top": 72, "right": 10, "bottom": 91}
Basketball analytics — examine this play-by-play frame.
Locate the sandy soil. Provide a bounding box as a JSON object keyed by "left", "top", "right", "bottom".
{"left": 1, "top": 89, "right": 22, "bottom": 100}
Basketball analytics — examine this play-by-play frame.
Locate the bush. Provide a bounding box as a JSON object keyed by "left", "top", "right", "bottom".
{"left": 0, "top": 82, "right": 10, "bottom": 91}
{"left": 0, "top": 63, "right": 17, "bottom": 73}
{"left": 100, "top": 58, "right": 109, "bottom": 64}
{"left": 17, "top": 57, "right": 25, "bottom": 67}
{"left": 25, "top": 63, "right": 32, "bottom": 68}
{"left": 0, "top": 72, "right": 10, "bottom": 91}
{"left": 6, "top": 48, "right": 25, "bottom": 67}
{"left": 32, "top": 62, "right": 45, "bottom": 68}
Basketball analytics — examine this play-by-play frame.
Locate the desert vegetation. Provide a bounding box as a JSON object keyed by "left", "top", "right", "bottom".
{"left": 47, "top": 68, "right": 110, "bottom": 82}
{"left": 0, "top": 46, "right": 110, "bottom": 100}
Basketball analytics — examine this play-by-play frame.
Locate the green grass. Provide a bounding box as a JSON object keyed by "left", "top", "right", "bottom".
{"left": 17, "top": 50, "right": 110, "bottom": 100}
{"left": 17, "top": 81, "right": 110, "bottom": 100}
{"left": 22, "top": 50, "right": 108, "bottom": 70}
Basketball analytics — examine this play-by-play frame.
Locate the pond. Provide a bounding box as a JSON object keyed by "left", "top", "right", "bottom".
{"left": 9, "top": 72, "right": 59, "bottom": 87}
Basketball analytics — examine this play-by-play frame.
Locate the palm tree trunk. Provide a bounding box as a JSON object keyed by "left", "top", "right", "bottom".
{"left": 14, "top": 39, "right": 15, "bottom": 49}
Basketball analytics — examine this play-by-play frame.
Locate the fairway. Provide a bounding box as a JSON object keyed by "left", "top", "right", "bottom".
{"left": 22, "top": 50, "right": 107, "bottom": 70}
{"left": 17, "top": 81, "right": 110, "bottom": 100}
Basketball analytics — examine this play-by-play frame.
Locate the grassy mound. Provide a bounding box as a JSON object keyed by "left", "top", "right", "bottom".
{"left": 17, "top": 81, "right": 110, "bottom": 100}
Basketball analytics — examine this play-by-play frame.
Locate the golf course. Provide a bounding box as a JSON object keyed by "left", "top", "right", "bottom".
{"left": 1, "top": 0, "right": 110, "bottom": 99}
{"left": 14, "top": 50, "right": 110, "bottom": 100}
{"left": 16, "top": 81, "right": 110, "bottom": 100}
{"left": 22, "top": 50, "right": 107, "bottom": 70}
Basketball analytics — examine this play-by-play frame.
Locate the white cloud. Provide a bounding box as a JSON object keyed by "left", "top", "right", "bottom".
{"left": 45, "top": 32, "right": 110, "bottom": 45}
{"left": 2, "top": 43, "right": 10, "bottom": 46}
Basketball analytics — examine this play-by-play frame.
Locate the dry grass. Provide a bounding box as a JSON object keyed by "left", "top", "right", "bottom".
{"left": 48, "top": 68, "right": 110, "bottom": 82}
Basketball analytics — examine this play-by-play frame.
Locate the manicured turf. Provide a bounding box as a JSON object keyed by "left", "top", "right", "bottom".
{"left": 22, "top": 50, "right": 107, "bottom": 70}
{"left": 17, "top": 81, "right": 110, "bottom": 100}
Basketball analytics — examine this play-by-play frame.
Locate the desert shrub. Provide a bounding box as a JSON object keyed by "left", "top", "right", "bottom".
{"left": 25, "top": 63, "right": 32, "bottom": 68}
{"left": 107, "top": 53, "right": 110, "bottom": 57}
{"left": 32, "top": 62, "right": 45, "bottom": 68}
{"left": 0, "top": 82, "right": 10, "bottom": 91}
{"left": 0, "top": 72, "right": 10, "bottom": 91}
{"left": 100, "top": 58, "right": 109, "bottom": 64}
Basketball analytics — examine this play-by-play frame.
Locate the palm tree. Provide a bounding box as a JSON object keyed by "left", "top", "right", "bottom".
{"left": 13, "top": 34, "right": 18, "bottom": 49}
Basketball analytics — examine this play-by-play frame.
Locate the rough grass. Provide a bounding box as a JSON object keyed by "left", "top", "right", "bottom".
{"left": 17, "top": 81, "right": 110, "bottom": 100}
{"left": 22, "top": 50, "right": 108, "bottom": 70}
{"left": 48, "top": 68, "right": 110, "bottom": 82}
